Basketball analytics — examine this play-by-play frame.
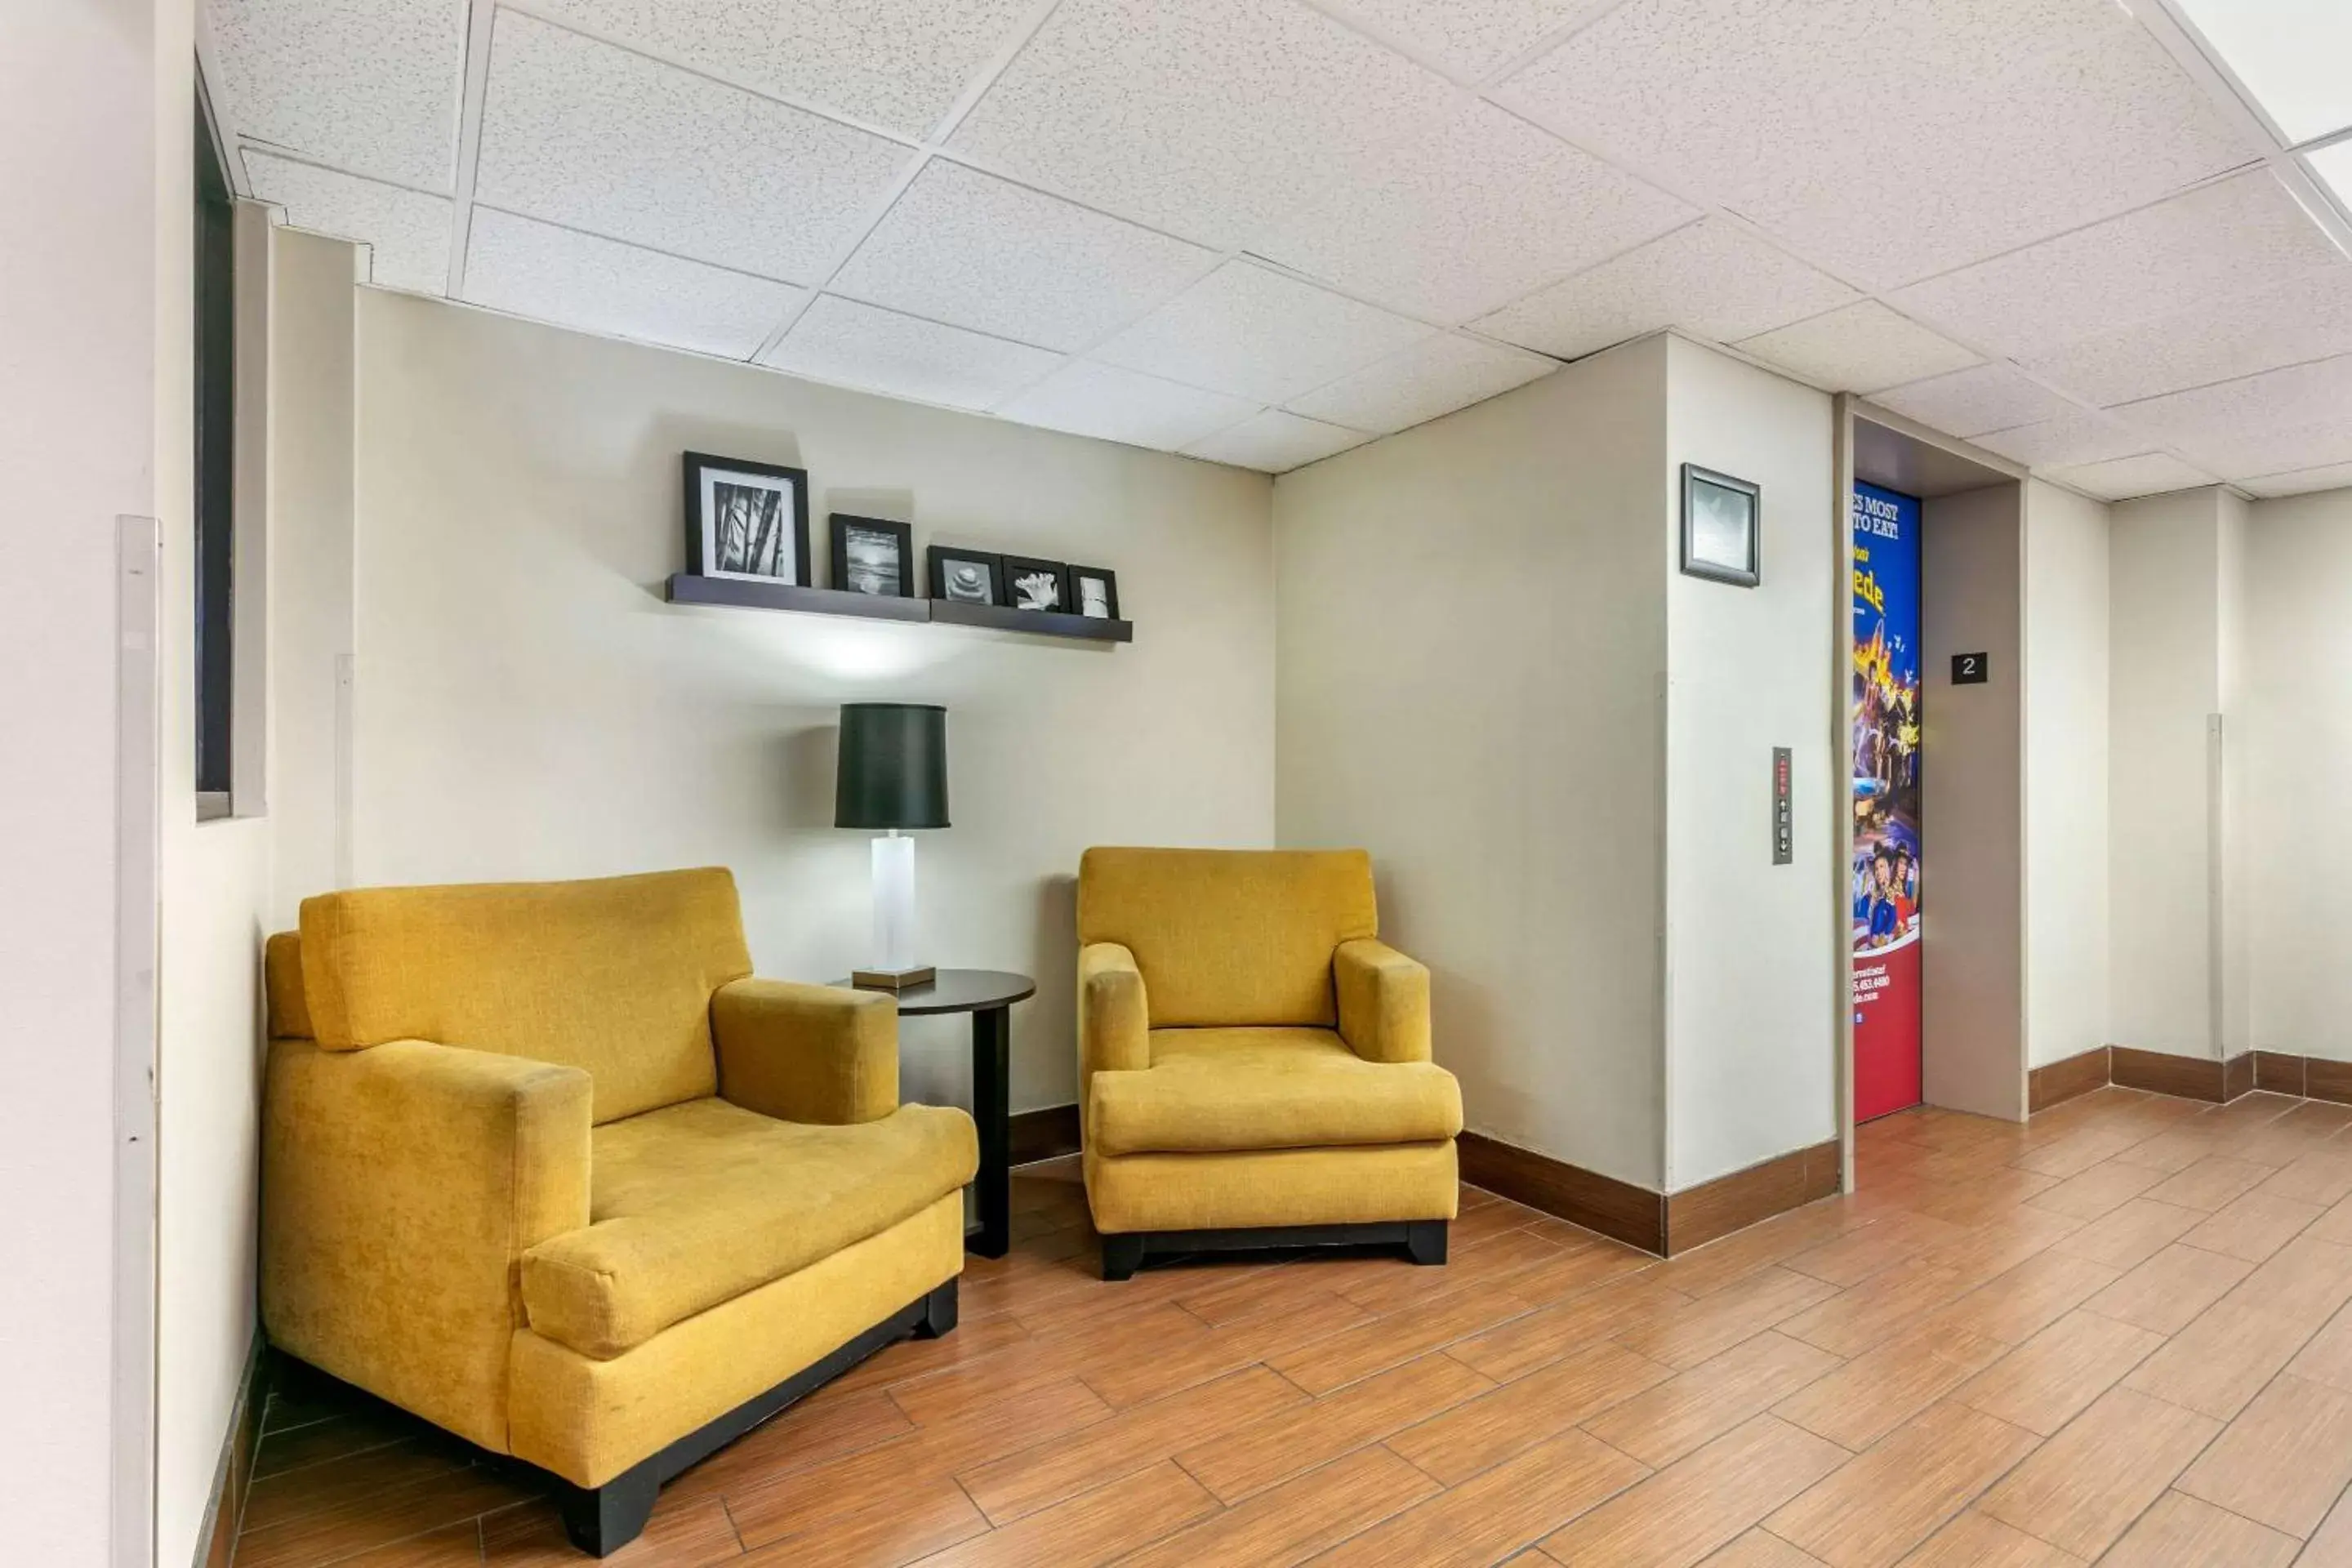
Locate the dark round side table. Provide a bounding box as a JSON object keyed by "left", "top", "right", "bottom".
{"left": 835, "top": 969, "right": 1035, "bottom": 1258}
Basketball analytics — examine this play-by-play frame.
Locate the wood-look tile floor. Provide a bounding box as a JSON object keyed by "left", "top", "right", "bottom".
{"left": 231, "top": 1088, "right": 2352, "bottom": 1567}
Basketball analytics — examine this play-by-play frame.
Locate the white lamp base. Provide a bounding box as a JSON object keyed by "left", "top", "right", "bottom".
{"left": 853, "top": 831, "right": 929, "bottom": 989}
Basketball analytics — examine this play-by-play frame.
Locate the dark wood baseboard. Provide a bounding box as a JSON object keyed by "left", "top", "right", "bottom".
{"left": 2029, "top": 1046, "right": 2111, "bottom": 1112}
{"left": 1665, "top": 1140, "right": 1842, "bottom": 1255}
{"left": 2225, "top": 1049, "right": 2257, "bottom": 1102}
{"left": 1459, "top": 1131, "right": 1665, "bottom": 1254}
{"left": 1009, "top": 1102, "right": 1080, "bottom": 1165}
{"left": 2254, "top": 1051, "right": 2306, "bottom": 1096}
{"left": 2110, "top": 1045, "right": 2236, "bottom": 1102}
{"left": 200, "top": 1334, "right": 267, "bottom": 1568}
{"left": 2312, "top": 1058, "right": 2352, "bottom": 1107}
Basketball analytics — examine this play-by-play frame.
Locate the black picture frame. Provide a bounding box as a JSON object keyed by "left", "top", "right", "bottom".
{"left": 1000, "top": 555, "right": 1069, "bottom": 614}
{"left": 928, "top": 546, "right": 1006, "bottom": 607}
{"left": 829, "top": 514, "right": 914, "bottom": 598}
{"left": 684, "top": 452, "right": 810, "bottom": 586}
{"left": 1680, "top": 463, "right": 1761, "bottom": 588}
{"left": 1064, "top": 565, "right": 1120, "bottom": 621}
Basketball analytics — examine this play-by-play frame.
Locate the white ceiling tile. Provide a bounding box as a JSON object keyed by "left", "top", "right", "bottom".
{"left": 1472, "top": 219, "right": 1859, "bottom": 361}
{"left": 1313, "top": 0, "right": 1612, "bottom": 80}
{"left": 2019, "top": 262, "right": 2352, "bottom": 408}
{"left": 2241, "top": 461, "right": 2352, "bottom": 499}
{"left": 995, "top": 360, "right": 1260, "bottom": 451}
{"left": 1186, "top": 409, "right": 1371, "bottom": 472}
{"left": 2172, "top": 0, "right": 2352, "bottom": 145}
{"left": 2310, "top": 140, "right": 2352, "bottom": 211}
{"left": 461, "top": 208, "right": 802, "bottom": 359}
{"left": 1258, "top": 96, "right": 1694, "bottom": 323}
{"left": 1870, "top": 364, "right": 2078, "bottom": 439}
{"left": 243, "top": 150, "right": 452, "bottom": 292}
{"left": 947, "top": 0, "right": 1461, "bottom": 251}
{"left": 1287, "top": 332, "right": 1555, "bottom": 434}
{"left": 208, "top": 0, "right": 466, "bottom": 189}
{"left": 1974, "top": 411, "right": 2149, "bottom": 470}
{"left": 474, "top": 10, "right": 911, "bottom": 284}
{"left": 1496, "top": 0, "right": 2256, "bottom": 288}
{"left": 1890, "top": 172, "right": 2344, "bottom": 363}
{"left": 2044, "top": 452, "right": 2217, "bottom": 501}
{"left": 1092, "top": 261, "right": 1436, "bottom": 404}
{"left": 760, "top": 295, "right": 1061, "bottom": 409}
{"left": 520, "top": 0, "right": 1035, "bottom": 138}
{"left": 1735, "top": 302, "right": 1979, "bottom": 394}
{"left": 831, "top": 161, "right": 1217, "bottom": 354}
{"left": 2117, "top": 354, "right": 2352, "bottom": 478}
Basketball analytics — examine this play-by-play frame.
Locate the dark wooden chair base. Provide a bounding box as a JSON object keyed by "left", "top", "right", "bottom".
{"left": 1100, "top": 1219, "right": 1447, "bottom": 1281}
{"left": 550, "top": 1278, "right": 957, "bottom": 1556}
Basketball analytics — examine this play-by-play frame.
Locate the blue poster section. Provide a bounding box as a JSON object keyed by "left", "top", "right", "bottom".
{"left": 1851, "top": 481, "right": 1923, "bottom": 1118}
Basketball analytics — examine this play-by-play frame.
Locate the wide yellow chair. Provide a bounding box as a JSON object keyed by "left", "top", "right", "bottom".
{"left": 1076, "top": 847, "right": 1463, "bottom": 1280}
{"left": 260, "top": 868, "right": 975, "bottom": 1556}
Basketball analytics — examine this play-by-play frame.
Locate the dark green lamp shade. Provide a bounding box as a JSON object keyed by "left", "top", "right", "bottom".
{"left": 835, "top": 703, "right": 949, "bottom": 829}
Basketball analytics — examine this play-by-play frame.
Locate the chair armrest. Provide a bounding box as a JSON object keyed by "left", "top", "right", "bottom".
{"left": 1080, "top": 942, "right": 1150, "bottom": 1077}
{"left": 1335, "top": 939, "right": 1432, "bottom": 1063}
{"left": 712, "top": 978, "right": 899, "bottom": 1125}
{"left": 261, "top": 1036, "right": 590, "bottom": 1453}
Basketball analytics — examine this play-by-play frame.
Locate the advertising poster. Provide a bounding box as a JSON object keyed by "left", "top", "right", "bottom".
{"left": 1851, "top": 481, "right": 1922, "bottom": 1120}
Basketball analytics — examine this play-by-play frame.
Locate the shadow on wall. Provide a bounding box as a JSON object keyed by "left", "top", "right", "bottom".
{"left": 781, "top": 721, "right": 838, "bottom": 832}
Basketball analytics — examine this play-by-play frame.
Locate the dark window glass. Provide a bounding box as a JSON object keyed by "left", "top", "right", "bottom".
{"left": 194, "top": 95, "right": 234, "bottom": 797}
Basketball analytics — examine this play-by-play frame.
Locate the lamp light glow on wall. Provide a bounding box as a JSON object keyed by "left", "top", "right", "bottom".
{"left": 835, "top": 702, "right": 949, "bottom": 989}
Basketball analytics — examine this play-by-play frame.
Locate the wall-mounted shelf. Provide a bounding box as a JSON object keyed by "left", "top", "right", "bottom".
{"left": 664, "top": 574, "right": 1133, "bottom": 644}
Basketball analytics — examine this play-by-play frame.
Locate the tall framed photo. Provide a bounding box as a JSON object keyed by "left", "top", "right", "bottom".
{"left": 1681, "top": 463, "right": 1760, "bottom": 587}
{"left": 928, "top": 545, "right": 1006, "bottom": 606}
{"left": 1064, "top": 564, "right": 1120, "bottom": 620}
{"left": 685, "top": 452, "right": 810, "bottom": 586}
{"left": 829, "top": 514, "right": 913, "bottom": 597}
{"left": 1001, "top": 555, "right": 1069, "bottom": 614}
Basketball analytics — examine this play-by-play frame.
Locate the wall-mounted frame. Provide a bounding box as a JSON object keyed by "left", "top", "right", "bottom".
{"left": 1000, "top": 555, "right": 1069, "bottom": 614}
{"left": 684, "top": 452, "right": 810, "bottom": 587}
{"left": 829, "top": 514, "right": 914, "bottom": 598}
{"left": 929, "top": 545, "right": 1006, "bottom": 607}
{"left": 1065, "top": 564, "right": 1120, "bottom": 621}
{"left": 1680, "top": 463, "right": 1762, "bottom": 587}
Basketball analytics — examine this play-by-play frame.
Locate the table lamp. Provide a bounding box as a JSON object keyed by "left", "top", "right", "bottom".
{"left": 835, "top": 702, "right": 948, "bottom": 989}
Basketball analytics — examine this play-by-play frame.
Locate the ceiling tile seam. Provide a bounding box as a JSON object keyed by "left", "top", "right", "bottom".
{"left": 461, "top": 202, "right": 817, "bottom": 291}
{"left": 227, "top": 140, "right": 457, "bottom": 204}
{"left": 490, "top": 0, "right": 918, "bottom": 153}
{"left": 919, "top": 0, "right": 1067, "bottom": 145}
{"left": 2072, "top": 345, "right": 2352, "bottom": 420}
{"left": 746, "top": 151, "right": 940, "bottom": 361}
{"left": 1269, "top": 333, "right": 1555, "bottom": 430}
{"left": 443, "top": 0, "right": 501, "bottom": 299}
{"left": 1476, "top": 0, "right": 1646, "bottom": 93}
{"left": 1461, "top": 87, "right": 2235, "bottom": 486}
{"left": 2136, "top": 0, "right": 2352, "bottom": 252}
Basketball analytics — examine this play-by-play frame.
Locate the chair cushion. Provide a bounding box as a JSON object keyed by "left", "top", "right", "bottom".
{"left": 1088, "top": 1027, "right": 1463, "bottom": 1157}
{"left": 298, "top": 868, "right": 753, "bottom": 1123}
{"left": 520, "top": 1097, "right": 976, "bottom": 1358}
{"left": 1076, "top": 848, "right": 1378, "bottom": 1027}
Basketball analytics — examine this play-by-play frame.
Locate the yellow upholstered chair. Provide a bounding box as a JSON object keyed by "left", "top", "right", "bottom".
{"left": 260, "top": 868, "right": 975, "bottom": 1556}
{"left": 1076, "top": 847, "right": 1463, "bottom": 1280}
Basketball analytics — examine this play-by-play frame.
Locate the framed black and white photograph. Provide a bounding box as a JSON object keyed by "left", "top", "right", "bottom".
{"left": 829, "top": 514, "right": 913, "bottom": 597}
{"left": 684, "top": 452, "right": 810, "bottom": 586}
{"left": 1065, "top": 564, "right": 1120, "bottom": 621}
{"left": 1002, "top": 555, "right": 1068, "bottom": 613}
{"left": 928, "top": 546, "right": 1005, "bottom": 606}
{"left": 1681, "top": 463, "right": 1761, "bottom": 588}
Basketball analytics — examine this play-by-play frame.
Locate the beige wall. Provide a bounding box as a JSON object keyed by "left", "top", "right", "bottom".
{"left": 1276, "top": 337, "right": 1672, "bottom": 1189}
{"left": 2021, "top": 480, "right": 2113, "bottom": 1069}
{"left": 1, "top": 1, "right": 161, "bottom": 1555}
{"left": 2245, "top": 486, "right": 2352, "bottom": 1063}
{"left": 1662, "top": 338, "right": 1838, "bottom": 1188}
{"left": 332, "top": 290, "right": 1275, "bottom": 1114}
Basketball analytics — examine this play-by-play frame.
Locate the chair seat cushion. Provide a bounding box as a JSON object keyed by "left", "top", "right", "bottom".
{"left": 520, "top": 1097, "right": 976, "bottom": 1358}
{"left": 1089, "top": 1027, "right": 1463, "bottom": 1157}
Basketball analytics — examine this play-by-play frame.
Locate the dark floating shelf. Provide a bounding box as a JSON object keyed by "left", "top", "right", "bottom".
{"left": 665, "top": 574, "right": 1131, "bottom": 644}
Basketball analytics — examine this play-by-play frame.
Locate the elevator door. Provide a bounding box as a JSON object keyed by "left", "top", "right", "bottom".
{"left": 1852, "top": 482, "right": 1923, "bottom": 1120}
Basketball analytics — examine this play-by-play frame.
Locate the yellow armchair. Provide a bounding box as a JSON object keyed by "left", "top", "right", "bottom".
{"left": 1076, "top": 848, "right": 1463, "bottom": 1280}
{"left": 261, "top": 868, "right": 974, "bottom": 1556}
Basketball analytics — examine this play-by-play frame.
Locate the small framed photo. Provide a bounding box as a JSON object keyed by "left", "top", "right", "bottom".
{"left": 928, "top": 546, "right": 1005, "bottom": 606}
{"left": 1001, "top": 555, "right": 1069, "bottom": 614}
{"left": 1681, "top": 463, "right": 1760, "bottom": 587}
{"left": 685, "top": 452, "right": 810, "bottom": 586}
{"left": 1064, "top": 564, "right": 1120, "bottom": 620}
{"left": 829, "top": 514, "right": 913, "bottom": 597}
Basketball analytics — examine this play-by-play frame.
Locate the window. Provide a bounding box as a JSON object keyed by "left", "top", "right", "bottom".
{"left": 194, "top": 95, "right": 235, "bottom": 814}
